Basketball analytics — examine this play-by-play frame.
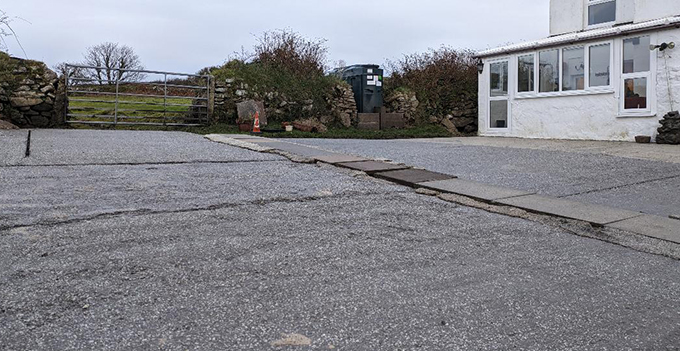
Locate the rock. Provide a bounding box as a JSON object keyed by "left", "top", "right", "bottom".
{"left": 32, "top": 102, "right": 53, "bottom": 112}
{"left": 450, "top": 116, "right": 474, "bottom": 128}
{"left": 385, "top": 90, "right": 419, "bottom": 125}
{"left": 10, "top": 96, "right": 43, "bottom": 108}
{"left": 293, "top": 118, "right": 327, "bottom": 133}
{"left": 441, "top": 118, "right": 461, "bottom": 136}
{"left": 657, "top": 111, "right": 680, "bottom": 145}
{"left": 0, "top": 119, "right": 19, "bottom": 129}
{"left": 338, "top": 112, "right": 352, "bottom": 128}
{"left": 236, "top": 100, "right": 267, "bottom": 126}
{"left": 29, "top": 115, "right": 50, "bottom": 127}
{"left": 40, "top": 85, "right": 55, "bottom": 94}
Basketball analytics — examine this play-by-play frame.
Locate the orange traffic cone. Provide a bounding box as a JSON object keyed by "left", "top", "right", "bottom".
{"left": 251, "top": 112, "right": 262, "bottom": 134}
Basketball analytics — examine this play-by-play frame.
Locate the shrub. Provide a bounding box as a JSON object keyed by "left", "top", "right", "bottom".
{"left": 210, "top": 30, "right": 341, "bottom": 122}
{"left": 253, "top": 29, "right": 328, "bottom": 77}
{"left": 387, "top": 46, "right": 478, "bottom": 122}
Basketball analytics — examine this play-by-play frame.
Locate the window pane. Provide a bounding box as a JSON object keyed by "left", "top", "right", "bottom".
{"left": 539, "top": 50, "right": 559, "bottom": 93}
{"left": 623, "top": 36, "right": 651, "bottom": 73}
{"left": 562, "top": 47, "right": 585, "bottom": 91}
{"left": 589, "top": 44, "right": 611, "bottom": 87}
{"left": 518, "top": 54, "right": 534, "bottom": 92}
{"left": 490, "top": 61, "right": 508, "bottom": 97}
{"left": 624, "top": 78, "right": 647, "bottom": 109}
{"left": 490, "top": 100, "right": 508, "bottom": 129}
{"left": 588, "top": 1, "right": 616, "bottom": 26}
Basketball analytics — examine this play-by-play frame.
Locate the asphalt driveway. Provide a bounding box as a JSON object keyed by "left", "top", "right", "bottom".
{"left": 285, "top": 137, "right": 680, "bottom": 218}
{"left": 1, "top": 130, "right": 679, "bottom": 350}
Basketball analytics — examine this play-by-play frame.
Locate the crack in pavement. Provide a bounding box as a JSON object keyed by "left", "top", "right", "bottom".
{"left": 0, "top": 159, "right": 287, "bottom": 169}
{"left": 557, "top": 173, "right": 680, "bottom": 198}
{"left": 0, "top": 190, "right": 408, "bottom": 232}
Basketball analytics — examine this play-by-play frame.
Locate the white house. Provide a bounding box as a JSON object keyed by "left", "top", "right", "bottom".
{"left": 476, "top": 0, "right": 680, "bottom": 141}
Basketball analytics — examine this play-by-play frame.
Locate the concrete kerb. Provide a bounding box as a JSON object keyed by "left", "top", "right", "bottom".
{"left": 204, "top": 135, "right": 680, "bottom": 250}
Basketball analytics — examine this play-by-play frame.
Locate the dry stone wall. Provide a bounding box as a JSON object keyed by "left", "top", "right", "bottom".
{"left": 212, "top": 78, "right": 357, "bottom": 128}
{"left": 0, "top": 54, "right": 61, "bottom": 128}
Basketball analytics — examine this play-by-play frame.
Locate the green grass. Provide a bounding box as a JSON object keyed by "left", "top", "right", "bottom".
{"left": 67, "top": 94, "right": 201, "bottom": 124}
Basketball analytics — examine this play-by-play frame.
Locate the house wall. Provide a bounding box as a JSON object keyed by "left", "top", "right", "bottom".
{"left": 550, "top": 0, "right": 584, "bottom": 36}
{"left": 478, "top": 27, "right": 680, "bottom": 141}
{"left": 549, "top": 0, "right": 680, "bottom": 36}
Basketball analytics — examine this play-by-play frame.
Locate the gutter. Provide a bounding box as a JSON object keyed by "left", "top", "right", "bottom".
{"left": 475, "top": 16, "right": 680, "bottom": 58}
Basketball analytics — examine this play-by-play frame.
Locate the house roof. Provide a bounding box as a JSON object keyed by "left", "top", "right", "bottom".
{"left": 476, "top": 15, "right": 680, "bottom": 58}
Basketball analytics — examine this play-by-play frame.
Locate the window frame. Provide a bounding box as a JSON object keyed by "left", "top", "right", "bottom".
{"left": 515, "top": 40, "right": 614, "bottom": 99}
{"left": 619, "top": 35, "right": 654, "bottom": 116}
{"left": 586, "top": 0, "right": 617, "bottom": 29}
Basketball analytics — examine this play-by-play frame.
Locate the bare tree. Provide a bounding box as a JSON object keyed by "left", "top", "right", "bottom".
{"left": 53, "top": 62, "right": 86, "bottom": 82}
{"left": 0, "top": 9, "right": 27, "bottom": 57}
{"left": 82, "top": 42, "right": 145, "bottom": 85}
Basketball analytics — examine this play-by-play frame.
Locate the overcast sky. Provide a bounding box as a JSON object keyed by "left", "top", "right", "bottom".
{"left": 2, "top": 0, "right": 549, "bottom": 74}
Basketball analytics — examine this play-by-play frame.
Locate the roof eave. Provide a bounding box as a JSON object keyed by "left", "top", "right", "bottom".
{"left": 475, "top": 16, "right": 680, "bottom": 59}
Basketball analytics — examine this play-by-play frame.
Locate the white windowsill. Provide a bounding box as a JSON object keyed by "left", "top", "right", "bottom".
{"left": 515, "top": 88, "right": 614, "bottom": 100}
{"left": 616, "top": 112, "right": 657, "bottom": 118}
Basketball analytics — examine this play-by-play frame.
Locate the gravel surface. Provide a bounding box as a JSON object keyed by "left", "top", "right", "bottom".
{"left": 285, "top": 138, "right": 680, "bottom": 217}
{"left": 1, "top": 130, "right": 679, "bottom": 350}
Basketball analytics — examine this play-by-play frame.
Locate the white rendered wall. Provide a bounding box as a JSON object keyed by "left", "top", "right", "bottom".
{"left": 478, "top": 28, "right": 680, "bottom": 141}
{"left": 635, "top": 0, "right": 680, "bottom": 23}
{"left": 549, "top": 0, "right": 680, "bottom": 37}
{"left": 550, "top": 0, "right": 584, "bottom": 36}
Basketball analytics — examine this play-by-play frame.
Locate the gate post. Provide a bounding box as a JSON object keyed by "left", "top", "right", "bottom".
{"left": 208, "top": 76, "right": 216, "bottom": 125}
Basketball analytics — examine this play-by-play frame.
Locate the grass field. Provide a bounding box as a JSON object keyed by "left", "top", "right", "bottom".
{"left": 67, "top": 93, "right": 205, "bottom": 125}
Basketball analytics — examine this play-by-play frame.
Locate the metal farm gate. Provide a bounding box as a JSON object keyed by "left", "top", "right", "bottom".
{"left": 64, "top": 64, "right": 211, "bottom": 127}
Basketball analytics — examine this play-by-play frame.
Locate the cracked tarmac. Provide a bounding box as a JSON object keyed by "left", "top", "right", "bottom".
{"left": 285, "top": 138, "right": 680, "bottom": 218}
{"left": 1, "top": 130, "right": 680, "bottom": 350}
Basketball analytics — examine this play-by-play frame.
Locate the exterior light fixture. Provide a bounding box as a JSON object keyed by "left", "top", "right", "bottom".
{"left": 477, "top": 60, "right": 484, "bottom": 74}
{"left": 650, "top": 42, "right": 676, "bottom": 51}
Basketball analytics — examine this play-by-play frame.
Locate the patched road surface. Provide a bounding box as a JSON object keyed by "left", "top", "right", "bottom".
{"left": 1, "top": 130, "right": 679, "bottom": 350}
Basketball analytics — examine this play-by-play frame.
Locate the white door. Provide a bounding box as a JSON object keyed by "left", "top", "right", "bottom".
{"left": 488, "top": 60, "right": 510, "bottom": 130}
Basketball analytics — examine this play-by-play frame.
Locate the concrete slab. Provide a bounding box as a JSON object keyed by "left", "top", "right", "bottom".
{"left": 220, "top": 134, "right": 266, "bottom": 140}
{"left": 256, "top": 141, "right": 337, "bottom": 157}
{"left": 336, "top": 160, "right": 410, "bottom": 174}
{"left": 496, "top": 194, "right": 643, "bottom": 226}
{"left": 313, "top": 154, "right": 369, "bottom": 164}
{"left": 357, "top": 113, "right": 380, "bottom": 130}
{"left": 608, "top": 215, "right": 680, "bottom": 244}
{"left": 419, "top": 179, "right": 534, "bottom": 202}
{"left": 373, "top": 169, "right": 456, "bottom": 187}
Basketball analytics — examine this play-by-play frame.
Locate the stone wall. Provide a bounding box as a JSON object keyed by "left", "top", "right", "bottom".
{"left": 384, "top": 89, "right": 478, "bottom": 133}
{"left": 444, "top": 93, "right": 478, "bottom": 134}
{"left": 324, "top": 83, "right": 357, "bottom": 127}
{"left": 384, "top": 90, "right": 419, "bottom": 126}
{"left": 0, "top": 54, "right": 61, "bottom": 128}
{"left": 212, "top": 78, "right": 357, "bottom": 128}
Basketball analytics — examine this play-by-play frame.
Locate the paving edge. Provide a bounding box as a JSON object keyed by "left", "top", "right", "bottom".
{"left": 205, "top": 135, "right": 680, "bottom": 251}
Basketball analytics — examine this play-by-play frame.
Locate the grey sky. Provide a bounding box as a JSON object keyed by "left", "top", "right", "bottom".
{"left": 3, "top": 0, "right": 549, "bottom": 73}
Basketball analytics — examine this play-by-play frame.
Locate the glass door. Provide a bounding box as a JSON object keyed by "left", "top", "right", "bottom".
{"left": 489, "top": 60, "right": 509, "bottom": 130}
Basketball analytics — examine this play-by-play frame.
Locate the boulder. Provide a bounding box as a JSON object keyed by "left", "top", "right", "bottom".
{"left": 0, "top": 119, "right": 19, "bottom": 129}
{"left": 657, "top": 111, "right": 680, "bottom": 145}
{"left": 236, "top": 100, "right": 267, "bottom": 126}
{"left": 292, "top": 118, "right": 327, "bottom": 133}
{"left": 10, "top": 96, "right": 43, "bottom": 108}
